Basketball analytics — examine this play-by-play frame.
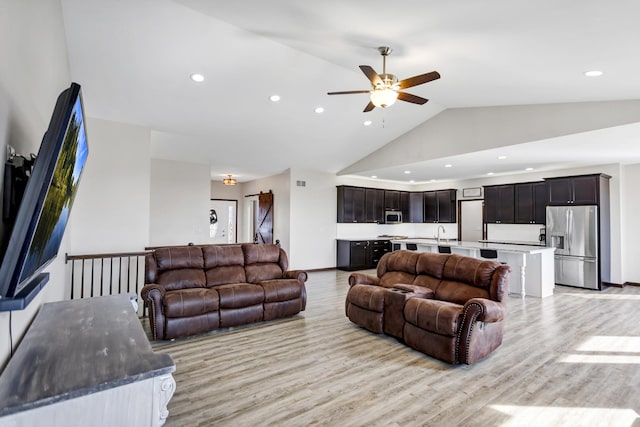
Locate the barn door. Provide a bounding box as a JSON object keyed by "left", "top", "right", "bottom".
{"left": 255, "top": 191, "right": 273, "bottom": 244}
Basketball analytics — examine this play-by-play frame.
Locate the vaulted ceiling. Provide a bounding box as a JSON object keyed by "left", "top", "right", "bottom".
{"left": 61, "top": 0, "right": 640, "bottom": 183}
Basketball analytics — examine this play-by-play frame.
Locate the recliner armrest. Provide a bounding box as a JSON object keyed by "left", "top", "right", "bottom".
{"left": 141, "top": 284, "right": 166, "bottom": 302}
{"left": 348, "top": 273, "right": 380, "bottom": 287}
{"left": 463, "top": 298, "right": 505, "bottom": 323}
{"left": 284, "top": 270, "right": 308, "bottom": 283}
{"left": 140, "top": 284, "right": 167, "bottom": 340}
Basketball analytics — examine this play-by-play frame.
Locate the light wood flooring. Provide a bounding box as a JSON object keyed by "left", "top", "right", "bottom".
{"left": 149, "top": 269, "right": 640, "bottom": 426}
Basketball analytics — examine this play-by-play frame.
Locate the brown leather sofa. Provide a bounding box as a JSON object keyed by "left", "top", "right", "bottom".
{"left": 345, "top": 250, "right": 510, "bottom": 365}
{"left": 142, "top": 243, "right": 307, "bottom": 340}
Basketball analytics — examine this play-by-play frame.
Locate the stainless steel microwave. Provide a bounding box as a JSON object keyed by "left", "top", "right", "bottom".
{"left": 385, "top": 210, "right": 402, "bottom": 224}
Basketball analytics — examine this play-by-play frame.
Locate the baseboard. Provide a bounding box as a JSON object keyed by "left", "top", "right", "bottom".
{"left": 624, "top": 281, "right": 640, "bottom": 287}
{"left": 306, "top": 267, "right": 339, "bottom": 272}
{"left": 603, "top": 281, "right": 624, "bottom": 288}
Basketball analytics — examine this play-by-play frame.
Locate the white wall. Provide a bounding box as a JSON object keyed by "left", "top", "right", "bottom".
{"left": 69, "top": 118, "right": 151, "bottom": 253}
{"left": 622, "top": 164, "right": 640, "bottom": 283}
{"left": 289, "top": 169, "right": 336, "bottom": 270}
{"left": 149, "top": 159, "right": 210, "bottom": 246}
{"left": 0, "top": 0, "right": 72, "bottom": 369}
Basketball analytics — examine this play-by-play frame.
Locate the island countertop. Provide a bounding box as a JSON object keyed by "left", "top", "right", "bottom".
{"left": 391, "top": 238, "right": 555, "bottom": 254}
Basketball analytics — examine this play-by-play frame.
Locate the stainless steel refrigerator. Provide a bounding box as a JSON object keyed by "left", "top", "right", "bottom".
{"left": 546, "top": 205, "right": 599, "bottom": 289}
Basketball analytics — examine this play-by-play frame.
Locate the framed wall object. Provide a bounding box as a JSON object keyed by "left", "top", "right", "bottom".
{"left": 462, "top": 187, "right": 482, "bottom": 198}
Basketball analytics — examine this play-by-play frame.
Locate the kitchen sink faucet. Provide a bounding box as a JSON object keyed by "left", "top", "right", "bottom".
{"left": 437, "top": 225, "right": 446, "bottom": 244}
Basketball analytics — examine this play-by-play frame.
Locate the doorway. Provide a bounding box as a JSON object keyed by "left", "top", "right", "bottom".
{"left": 210, "top": 199, "right": 238, "bottom": 244}
{"left": 459, "top": 199, "right": 484, "bottom": 242}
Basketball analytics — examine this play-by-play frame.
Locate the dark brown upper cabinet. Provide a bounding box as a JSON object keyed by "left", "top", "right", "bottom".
{"left": 337, "top": 186, "right": 365, "bottom": 223}
{"left": 423, "top": 189, "right": 457, "bottom": 223}
{"left": 364, "top": 188, "right": 385, "bottom": 223}
{"left": 514, "top": 181, "right": 547, "bottom": 224}
{"left": 484, "top": 185, "right": 515, "bottom": 224}
{"left": 546, "top": 175, "right": 607, "bottom": 205}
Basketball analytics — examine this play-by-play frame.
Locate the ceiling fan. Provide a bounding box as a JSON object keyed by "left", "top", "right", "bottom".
{"left": 327, "top": 46, "right": 440, "bottom": 113}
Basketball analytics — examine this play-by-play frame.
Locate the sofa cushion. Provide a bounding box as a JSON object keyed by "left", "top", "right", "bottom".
{"left": 163, "top": 288, "right": 219, "bottom": 318}
{"left": 157, "top": 268, "right": 206, "bottom": 291}
{"left": 242, "top": 244, "right": 285, "bottom": 282}
{"left": 404, "top": 298, "right": 462, "bottom": 337}
{"left": 443, "top": 255, "right": 499, "bottom": 289}
{"left": 416, "top": 252, "right": 448, "bottom": 279}
{"left": 215, "top": 283, "right": 265, "bottom": 308}
{"left": 434, "top": 281, "right": 490, "bottom": 305}
{"left": 155, "top": 247, "right": 204, "bottom": 270}
{"left": 379, "top": 271, "right": 417, "bottom": 288}
{"left": 378, "top": 250, "right": 420, "bottom": 276}
{"left": 203, "top": 245, "right": 245, "bottom": 268}
{"left": 205, "top": 266, "right": 247, "bottom": 287}
{"left": 259, "top": 279, "right": 303, "bottom": 302}
{"left": 243, "top": 243, "right": 281, "bottom": 265}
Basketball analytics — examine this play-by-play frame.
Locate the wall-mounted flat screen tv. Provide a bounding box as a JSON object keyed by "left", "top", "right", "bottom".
{"left": 0, "top": 82, "right": 88, "bottom": 310}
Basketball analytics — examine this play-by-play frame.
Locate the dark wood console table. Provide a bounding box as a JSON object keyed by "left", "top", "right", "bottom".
{"left": 0, "top": 294, "right": 175, "bottom": 426}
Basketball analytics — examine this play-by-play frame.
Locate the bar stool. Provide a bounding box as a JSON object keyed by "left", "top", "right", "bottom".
{"left": 406, "top": 243, "right": 417, "bottom": 251}
{"left": 480, "top": 249, "right": 507, "bottom": 265}
{"left": 438, "top": 246, "right": 451, "bottom": 254}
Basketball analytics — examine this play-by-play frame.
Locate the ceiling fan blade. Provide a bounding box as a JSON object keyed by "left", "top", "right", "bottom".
{"left": 327, "top": 90, "right": 371, "bottom": 95}
{"left": 397, "top": 91, "right": 429, "bottom": 105}
{"left": 359, "top": 65, "right": 383, "bottom": 87}
{"left": 363, "top": 101, "right": 375, "bottom": 112}
{"left": 397, "top": 71, "right": 441, "bottom": 89}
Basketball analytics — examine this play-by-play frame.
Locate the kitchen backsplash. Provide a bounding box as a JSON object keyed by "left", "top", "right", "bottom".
{"left": 336, "top": 223, "right": 459, "bottom": 240}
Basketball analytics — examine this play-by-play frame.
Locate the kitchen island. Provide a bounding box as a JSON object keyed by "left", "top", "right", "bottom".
{"left": 391, "top": 239, "right": 556, "bottom": 298}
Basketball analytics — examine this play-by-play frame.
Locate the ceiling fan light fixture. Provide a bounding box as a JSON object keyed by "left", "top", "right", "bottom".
{"left": 370, "top": 88, "right": 398, "bottom": 108}
{"left": 223, "top": 174, "right": 237, "bottom": 185}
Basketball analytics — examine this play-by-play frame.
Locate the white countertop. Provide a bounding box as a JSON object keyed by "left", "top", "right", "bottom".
{"left": 392, "top": 238, "right": 555, "bottom": 254}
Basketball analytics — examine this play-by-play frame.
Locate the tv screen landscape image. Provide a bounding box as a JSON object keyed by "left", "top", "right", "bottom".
{"left": 0, "top": 83, "right": 88, "bottom": 310}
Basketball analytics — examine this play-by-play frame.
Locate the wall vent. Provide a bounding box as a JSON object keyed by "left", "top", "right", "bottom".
{"left": 296, "top": 180, "right": 306, "bottom": 187}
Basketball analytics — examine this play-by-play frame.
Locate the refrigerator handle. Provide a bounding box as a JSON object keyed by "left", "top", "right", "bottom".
{"left": 568, "top": 209, "right": 572, "bottom": 253}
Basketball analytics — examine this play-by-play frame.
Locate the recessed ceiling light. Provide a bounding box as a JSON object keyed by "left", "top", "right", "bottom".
{"left": 444, "top": 164, "right": 452, "bottom": 168}
{"left": 525, "top": 167, "right": 534, "bottom": 171}
{"left": 363, "top": 120, "right": 372, "bottom": 126}
{"left": 269, "top": 94, "right": 281, "bottom": 102}
{"left": 487, "top": 172, "right": 495, "bottom": 175}
{"left": 497, "top": 155, "right": 507, "bottom": 160}
{"left": 429, "top": 179, "right": 437, "bottom": 182}
{"left": 315, "top": 107, "right": 324, "bottom": 114}
{"left": 584, "top": 70, "right": 603, "bottom": 77}
{"left": 190, "top": 73, "right": 205, "bottom": 82}
{"left": 371, "top": 175, "right": 377, "bottom": 179}
{"left": 409, "top": 180, "right": 415, "bottom": 183}
{"left": 404, "top": 170, "right": 411, "bottom": 174}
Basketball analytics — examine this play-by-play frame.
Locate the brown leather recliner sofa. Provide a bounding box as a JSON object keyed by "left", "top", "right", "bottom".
{"left": 141, "top": 243, "right": 307, "bottom": 340}
{"left": 346, "top": 250, "right": 510, "bottom": 365}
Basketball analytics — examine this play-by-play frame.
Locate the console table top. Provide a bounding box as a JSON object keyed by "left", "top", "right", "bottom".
{"left": 0, "top": 294, "right": 175, "bottom": 416}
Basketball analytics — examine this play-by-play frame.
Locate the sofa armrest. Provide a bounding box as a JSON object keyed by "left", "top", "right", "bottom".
{"left": 348, "top": 273, "right": 380, "bottom": 287}
{"left": 392, "top": 284, "right": 434, "bottom": 299}
{"left": 284, "top": 270, "right": 308, "bottom": 283}
{"left": 141, "top": 284, "right": 166, "bottom": 340}
{"left": 463, "top": 298, "right": 505, "bottom": 323}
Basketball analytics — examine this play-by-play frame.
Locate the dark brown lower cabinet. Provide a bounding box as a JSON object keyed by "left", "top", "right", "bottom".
{"left": 337, "top": 239, "right": 391, "bottom": 271}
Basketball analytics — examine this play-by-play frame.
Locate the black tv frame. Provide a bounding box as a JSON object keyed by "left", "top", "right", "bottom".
{"left": 0, "top": 82, "right": 86, "bottom": 311}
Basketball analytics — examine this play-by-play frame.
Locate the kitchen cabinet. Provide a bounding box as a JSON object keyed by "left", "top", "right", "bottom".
{"left": 370, "top": 240, "right": 392, "bottom": 266}
{"left": 400, "top": 192, "right": 411, "bottom": 221}
{"left": 364, "top": 188, "right": 385, "bottom": 223}
{"left": 484, "top": 185, "right": 515, "bottom": 224}
{"left": 384, "top": 190, "right": 401, "bottom": 211}
{"left": 408, "top": 192, "right": 424, "bottom": 223}
{"left": 423, "top": 189, "right": 457, "bottom": 223}
{"left": 337, "top": 239, "right": 391, "bottom": 271}
{"left": 515, "top": 181, "right": 547, "bottom": 224}
{"left": 546, "top": 174, "right": 605, "bottom": 205}
{"left": 337, "top": 186, "right": 365, "bottom": 223}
